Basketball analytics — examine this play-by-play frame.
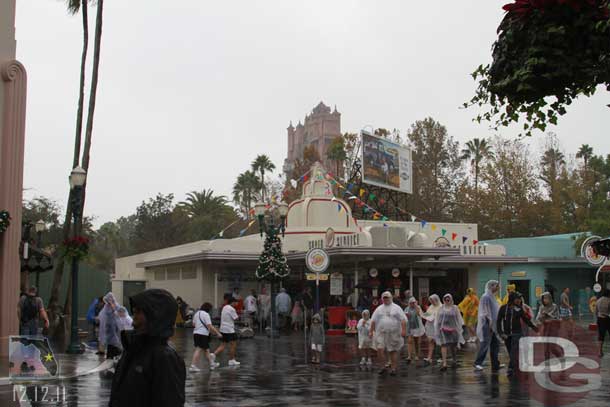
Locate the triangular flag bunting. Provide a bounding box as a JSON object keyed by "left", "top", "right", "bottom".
{"left": 359, "top": 188, "right": 365, "bottom": 197}
{"left": 473, "top": 240, "right": 479, "bottom": 245}
{"left": 379, "top": 198, "right": 385, "bottom": 206}
{"left": 431, "top": 224, "right": 437, "bottom": 231}
{"left": 303, "top": 175, "right": 309, "bottom": 182}
{"left": 451, "top": 233, "right": 458, "bottom": 240}
{"left": 239, "top": 228, "right": 247, "bottom": 236}
{"left": 218, "top": 230, "right": 224, "bottom": 238}
{"left": 462, "top": 236, "right": 468, "bottom": 244}
{"left": 411, "top": 215, "right": 416, "bottom": 222}
{"left": 347, "top": 183, "right": 353, "bottom": 190}
{"left": 348, "top": 196, "right": 357, "bottom": 200}
{"left": 383, "top": 223, "right": 389, "bottom": 228}
{"left": 337, "top": 203, "right": 342, "bottom": 212}
{"left": 369, "top": 193, "right": 376, "bottom": 201}
{"left": 421, "top": 220, "right": 427, "bottom": 228}
{"left": 290, "top": 179, "right": 297, "bottom": 188}
{"left": 407, "top": 231, "right": 415, "bottom": 240}
{"left": 363, "top": 207, "right": 369, "bottom": 213}
{"left": 441, "top": 228, "right": 447, "bottom": 236}
{"left": 381, "top": 216, "right": 388, "bottom": 221}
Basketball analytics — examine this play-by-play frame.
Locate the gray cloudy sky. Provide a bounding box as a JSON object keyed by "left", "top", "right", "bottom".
{"left": 16, "top": 0, "right": 609, "bottom": 226}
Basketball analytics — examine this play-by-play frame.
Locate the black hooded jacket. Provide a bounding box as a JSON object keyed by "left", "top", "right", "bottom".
{"left": 497, "top": 292, "right": 536, "bottom": 337}
{"left": 109, "top": 289, "right": 186, "bottom": 407}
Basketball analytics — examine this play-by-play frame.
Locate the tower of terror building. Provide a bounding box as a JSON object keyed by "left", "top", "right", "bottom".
{"left": 283, "top": 101, "right": 341, "bottom": 176}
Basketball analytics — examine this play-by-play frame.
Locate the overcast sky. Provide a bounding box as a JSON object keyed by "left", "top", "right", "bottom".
{"left": 16, "top": 0, "right": 610, "bottom": 227}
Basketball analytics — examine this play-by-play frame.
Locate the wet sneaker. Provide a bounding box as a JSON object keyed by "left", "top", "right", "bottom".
{"left": 189, "top": 365, "right": 201, "bottom": 372}
{"left": 492, "top": 364, "right": 506, "bottom": 372}
{"left": 210, "top": 353, "right": 216, "bottom": 363}
{"left": 210, "top": 362, "right": 220, "bottom": 370}
{"left": 228, "top": 359, "right": 241, "bottom": 366}
{"left": 474, "top": 365, "right": 484, "bottom": 371}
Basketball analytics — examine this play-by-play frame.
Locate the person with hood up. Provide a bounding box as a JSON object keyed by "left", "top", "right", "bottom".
{"left": 474, "top": 280, "right": 504, "bottom": 372}
{"left": 404, "top": 297, "right": 425, "bottom": 364}
{"left": 357, "top": 310, "right": 374, "bottom": 366}
{"left": 369, "top": 291, "right": 407, "bottom": 376}
{"left": 310, "top": 313, "right": 325, "bottom": 364}
{"left": 435, "top": 294, "right": 465, "bottom": 371}
{"left": 109, "top": 288, "right": 186, "bottom": 407}
{"left": 497, "top": 291, "right": 538, "bottom": 376}
{"left": 98, "top": 292, "right": 122, "bottom": 359}
{"left": 422, "top": 294, "right": 441, "bottom": 366}
{"left": 535, "top": 291, "right": 562, "bottom": 362}
{"left": 116, "top": 306, "right": 133, "bottom": 331}
{"left": 458, "top": 288, "right": 479, "bottom": 343}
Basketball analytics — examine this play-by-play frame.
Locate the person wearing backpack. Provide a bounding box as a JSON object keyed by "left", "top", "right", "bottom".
{"left": 17, "top": 286, "right": 49, "bottom": 336}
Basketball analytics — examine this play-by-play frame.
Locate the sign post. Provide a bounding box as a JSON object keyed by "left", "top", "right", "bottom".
{"left": 305, "top": 248, "right": 330, "bottom": 313}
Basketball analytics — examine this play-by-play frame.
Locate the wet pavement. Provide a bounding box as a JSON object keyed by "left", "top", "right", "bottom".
{"left": 1, "top": 328, "right": 609, "bottom": 407}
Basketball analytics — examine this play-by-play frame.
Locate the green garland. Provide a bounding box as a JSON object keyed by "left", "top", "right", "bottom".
{"left": 0, "top": 210, "right": 11, "bottom": 234}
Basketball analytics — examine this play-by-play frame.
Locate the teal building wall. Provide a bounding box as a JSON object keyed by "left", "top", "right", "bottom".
{"left": 478, "top": 234, "right": 597, "bottom": 319}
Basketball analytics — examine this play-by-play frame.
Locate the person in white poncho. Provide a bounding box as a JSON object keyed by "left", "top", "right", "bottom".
{"left": 435, "top": 294, "right": 465, "bottom": 371}
{"left": 474, "top": 280, "right": 504, "bottom": 371}
{"left": 422, "top": 294, "right": 441, "bottom": 366}
{"left": 357, "top": 310, "right": 374, "bottom": 366}
{"left": 404, "top": 297, "right": 425, "bottom": 364}
{"left": 369, "top": 291, "right": 407, "bottom": 376}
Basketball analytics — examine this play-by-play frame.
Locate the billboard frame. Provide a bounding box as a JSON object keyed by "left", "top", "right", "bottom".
{"left": 361, "top": 131, "right": 413, "bottom": 194}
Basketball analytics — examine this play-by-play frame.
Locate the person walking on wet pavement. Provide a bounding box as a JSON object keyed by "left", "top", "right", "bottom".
{"left": 435, "top": 294, "right": 465, "bottom": 371}
{"left": 99, "top": 292, "right": 123, "bottom": 360}
{"left": 244, "top": 289, "right": 258, "bottom": 328}
{"left": 535, "top": 291, "right": 561, "bottom": 362}
{"left": 190, "top": 302, "right": 222, "bottom": 372}
{"left": 595, "top": 289, "right": 610, "bottom": 357}
{"left": 310, "top": 313, "right": 325, "bottom": 364}
{"left": 559, "top": 287, "right": 573, "bottom": 320}
{"left": 404, "top": 297, "right": 425, "bottom": 364}
{"left": 276, "top": 288, "right": 292, "bottom": 330}
{"left": 422, "top": 294, "right": 441, "bottom": 366}
{"left": 213, "top": 294, "right": 241, "bottom": 366}
{"left": 109, "top": 288, "right": 185, "bottom": 407}
{"left": 258, "top": 287, "right": 271, "bottom": 330}
{"left": 474, "top": 280, "right": 504, "bottom": 372}
{"left": 357, "top": 310, "right": 374, "bottom": 366}
{"left": 17, "top": 286, "right": 49, "bottom": 336}
{"left": 369, "top": 291, "right": 407, "bottom": 376}
{"left": 497, "top": 291, "right": 538, "bottom": 376}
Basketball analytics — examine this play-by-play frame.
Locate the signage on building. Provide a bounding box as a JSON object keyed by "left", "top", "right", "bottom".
{"left": 458, "top": 245, "right": 487, "bottom": 256}
{"left": 391, "top": 268, "right": 400, "bottom": 277}
{"left": 512, "top": 271, "right": 527, "bottom": 277}
{"left": 593, "top": 283, "right": 602, "bottom": 293}
{"left": 330, "top": 272, "right": 343, "bottom": 296}
{"left": 581, "top": 236, "right": 607, "bottom": 266}
{"left": 305, "top": 248, "right": 330, "bottom": 273}
{"left": 306, "top": 273, "right": 329, "bottom": 281}
{"left": 309, "top": 233, "right": 360, "bottom": 250}
{"left": 369, "top": 268, "right": 378, "bottom": 278}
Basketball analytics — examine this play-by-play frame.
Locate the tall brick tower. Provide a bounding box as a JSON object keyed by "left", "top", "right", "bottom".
{"left": 284, "top": 101, "right": 341, "bottom": 176}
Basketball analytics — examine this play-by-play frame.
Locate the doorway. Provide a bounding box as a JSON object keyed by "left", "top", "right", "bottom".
{"left": 123, "top": 281, "right": 146, "bottom": 308}
{"left": 508, "top": 279, "right": 530, "bottom": 305}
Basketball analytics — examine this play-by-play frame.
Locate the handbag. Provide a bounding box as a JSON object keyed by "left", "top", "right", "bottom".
{"left": 441, "top": 326, "right": 457, "bottom": 334}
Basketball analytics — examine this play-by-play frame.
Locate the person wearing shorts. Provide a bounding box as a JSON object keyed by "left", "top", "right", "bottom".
{"left": 213, "top": 295, "right": 240, "bottom": 366}
{"left": 190, "top": 302, "right": 222, "bottom": 372}
{"left": 596, "top": 289, "right": 610, "bottom": 357}
{"left": 369, "top": 291, "right": 407, "bottom": 376}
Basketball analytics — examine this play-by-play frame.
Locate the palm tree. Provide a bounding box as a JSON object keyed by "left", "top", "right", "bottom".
{"left": 233, "top": 171, "right": 261, "bottom": 218}
{"left": 461, "top": 138, "right": 494, "bottom": 193}
{"left": 540, "top": 148, "right": 565, "bottom": 189}
{"left": 576, "top": 144, "right": 593, "bottom": 173}
{"left": 251, "top": 155, "right": 275, "bottom": 201}
{"left": 179, "top": 189, "right": 229, "bottom": 218}
{"left": 49, "top": 0, "right": 105, "bottom": 327}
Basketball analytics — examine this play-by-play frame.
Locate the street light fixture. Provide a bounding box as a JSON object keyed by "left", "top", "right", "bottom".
{"left": 66, "top": 166, "right": 86, "bottom": 354}
{"left": 254, "top": 201, "right": 290, "bottom": 338}
{"left": 34, "top": 219, "right": 46, "bottom": 290}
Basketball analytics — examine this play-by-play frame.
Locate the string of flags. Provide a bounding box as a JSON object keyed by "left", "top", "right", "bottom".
{"left": 321, "top": 171, "right": 479, "bottom": 246}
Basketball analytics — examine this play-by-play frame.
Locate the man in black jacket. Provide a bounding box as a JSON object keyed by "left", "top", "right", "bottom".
{"left": 109, "top": 289, "right": 186, "bottom": 407}
{"left": 497, "top": 291, "right": 538, "bottom": 376}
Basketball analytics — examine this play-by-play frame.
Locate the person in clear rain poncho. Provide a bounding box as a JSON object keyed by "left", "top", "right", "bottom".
{"left": 98, "top": 292, "right": 122, "bottom": 359}
{"left": 422, "top": 294, "right": 441, "bottom": 366}
{"left": 404, "top": 297, "right": 425, "bottom": 364}
{"left": 435, "top": 294, "right": 465, "bottom": 371}
{"left": 474, "top": 280, "right": 504, "bottom": 372}
{"left": 369, "top": 291, "right": 407, "bottom": 376}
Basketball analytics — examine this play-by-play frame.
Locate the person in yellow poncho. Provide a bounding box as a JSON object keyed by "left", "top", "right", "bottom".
{"left": 501, "top": 284, "right": 516, "bottom": 305}
{"left": 458, "top": 288, "right": 479, "bottom": 343}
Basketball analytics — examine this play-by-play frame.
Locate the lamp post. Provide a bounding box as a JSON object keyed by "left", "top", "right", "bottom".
{"left": 34, "top": 219, "right": 46, "bottom": 290}
{"left": 66, "top": 166, "right": 86, "bottom": 354}
{"left": 254, "top": 201, "right": 290, "bottom": 338}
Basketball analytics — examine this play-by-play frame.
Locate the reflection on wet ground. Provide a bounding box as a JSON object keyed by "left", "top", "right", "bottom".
{"left": 1, "top": 329, "right": 609, "bottom": 406}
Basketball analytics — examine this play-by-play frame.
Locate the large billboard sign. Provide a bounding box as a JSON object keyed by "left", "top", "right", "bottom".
{"left": 361, "top": 132, "right": 412, "bottom": 194}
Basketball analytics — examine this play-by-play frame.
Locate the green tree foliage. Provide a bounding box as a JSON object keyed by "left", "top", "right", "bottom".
{"left": 233, "top": 171, "right": 262, "bottom": 218}
{"left": 251, "top": 155, "right": 276, "bottom": 201}
{"left": 178, "top": 189, "right": 238, "bottom": 241}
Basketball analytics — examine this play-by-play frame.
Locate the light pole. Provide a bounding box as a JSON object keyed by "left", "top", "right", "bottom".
{"left": 254, "top": 201, "right": 289, "bottom": 338}
{"left": 34, "top": 219, "right": 46, "bottom": 290}
{"left": 66, "top": 166, "right": 86, "bottom": 354}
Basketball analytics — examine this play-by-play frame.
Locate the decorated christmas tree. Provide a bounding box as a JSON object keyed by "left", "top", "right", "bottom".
{"left": 255, "top": 226, "right": 290, "bottom": 280}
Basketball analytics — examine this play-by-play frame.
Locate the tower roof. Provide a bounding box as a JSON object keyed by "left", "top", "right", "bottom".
{"left": 312, "top": 101, "right": 331, "bottom": 115}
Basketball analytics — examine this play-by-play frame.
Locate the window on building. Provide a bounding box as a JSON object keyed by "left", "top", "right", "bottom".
{"left": 166, "top": 266, "right": 180, "bottom": 280}
{"left": 182, "top": 264, "right": 197, "bottom": 279}
{"left": 152, "top": 267, "right": 166, "bottom": 281}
